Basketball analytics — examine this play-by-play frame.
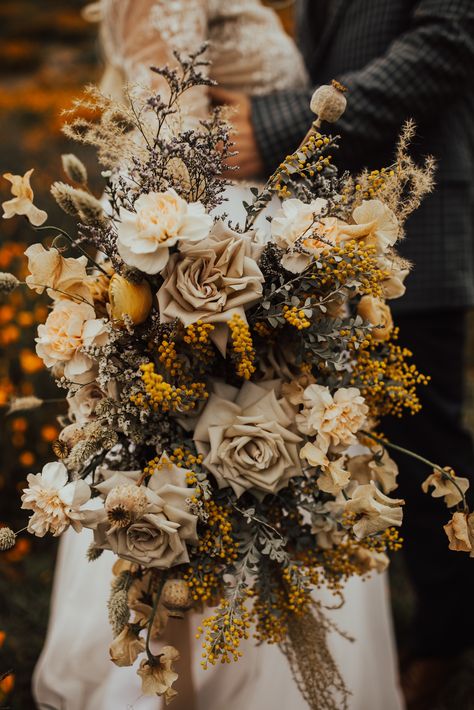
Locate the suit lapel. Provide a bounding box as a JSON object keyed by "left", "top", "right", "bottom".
{"left": 309, "top": 0, "right": 352, "bottom": 70}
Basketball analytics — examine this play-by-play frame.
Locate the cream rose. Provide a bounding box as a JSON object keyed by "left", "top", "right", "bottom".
{"left": 296, "top": 384, "right": 368, "bottom": 454}
{"left": 357, "top": 295, "right": 393, "bottom": 341}
{"left": 193, "top": 380, "right": 301, "bottom": 498}
{"left": 83, "top": 456, "right": 198, "bottom": 568}
{"left": 117, "top": 189, "right": 213, "bottom": 274}
{"left": 25, "top": 243, "right": 89, "bottom": 301}
{"left": 271, "top": 197, "right": 328, "bottom": 272}
{"left": 35, "top": 300, "right": 107, "bottom": 380}
{"left": 158, "top": 223, "right": 264, "bottom": 353}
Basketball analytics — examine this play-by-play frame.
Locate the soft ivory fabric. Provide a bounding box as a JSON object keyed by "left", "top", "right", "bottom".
{"left": 34, "top": 526, "right": 404, "bottom": 710}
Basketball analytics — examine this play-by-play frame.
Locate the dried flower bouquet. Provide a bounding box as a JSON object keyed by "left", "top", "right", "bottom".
{"left": 1, "top": 49, "right": 472, "bottom": 708}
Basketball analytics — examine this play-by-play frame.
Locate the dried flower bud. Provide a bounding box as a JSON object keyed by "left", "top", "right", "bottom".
{"left": 109, "top": 274, "right": 153, "bottom": 325}
{"left": 161, "top": 579, "right": 192, "bottom": 618}
{"left": 0, "top": 527, "right": 16, "bottom": 551}
{"left": 310, "top": 80, "right": 347, "bottom": 124}
{"left": 0, "top": 272, "right": 20, "bottom": 295}
{"left": 7, "top": 395, "right": 43, "bottom": 414}
{"left": 61, "top": 153, "right": 88, "bottom": 185}
{"left": 72, "top": 190, "right": 106, "bottom": 226}
{"left": 87, "top": 542, "right": 104, "bottom": 561}
{"left": 52, "top": 439, "right": 70, "bottom": 460}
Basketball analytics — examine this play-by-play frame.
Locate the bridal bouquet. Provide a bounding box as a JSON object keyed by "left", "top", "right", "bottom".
{"left": 1, "top": 49, "right": 472, "bottom": 708}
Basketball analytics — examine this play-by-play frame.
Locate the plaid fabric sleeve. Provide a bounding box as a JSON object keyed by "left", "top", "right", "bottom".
{"left": 252, "top": 0, "right": 474, "bottom": 172}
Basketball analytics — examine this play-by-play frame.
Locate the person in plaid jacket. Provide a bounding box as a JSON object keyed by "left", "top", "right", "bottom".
{"left": 211, "top": 0, "right": 474, "bottom": 706}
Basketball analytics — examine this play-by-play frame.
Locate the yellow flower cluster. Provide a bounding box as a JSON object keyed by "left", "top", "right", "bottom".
{"left": 182, "top": 321, "right": 216, "bottom": 369}
{"left": 351, "top": 329, "right": 429, "bottom": 418}
{"left": 355, "top": 167, "right": 394, "bottom": 200}
{"left": 157, "top": 338, "right": 182, "bottom": 377}
{"left": 316, "top": 241, "right": 387, "bottom": 298}
{"left": 228, "top": 314, "right": 256, "bottom": 379}
{"left": 185, "top": 500, "right": 239, "bottom": 604}
{"left": 253, "top": 321, "right": 272, "bottom": 338}
{"left": 130, "top": 362, "right": 208, "bottom": 413}
{"left": 253, "top": 567, "right": 311, "bottom": 645}
{"left": 196, "top": 599, "right": 251, "bottom": 668}
{"left": 272, "top": 133, "right": 333, "bottom": 197}
{"left": 283, "top": 305, "right": 311, "bottom": 330}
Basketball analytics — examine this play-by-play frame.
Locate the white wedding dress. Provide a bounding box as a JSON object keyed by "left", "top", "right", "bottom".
{"left": 33, "top": 2, "right": 404, "bottom": 709}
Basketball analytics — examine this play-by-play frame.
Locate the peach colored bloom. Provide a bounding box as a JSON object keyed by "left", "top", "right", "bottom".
{"left": 2, "top": 170, "right": 47, "bottom": 226}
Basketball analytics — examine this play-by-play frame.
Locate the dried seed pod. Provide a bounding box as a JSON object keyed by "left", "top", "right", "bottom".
{"left": 161, "top": 579, "right": 191, "bottom": 618}
{"left": 310, "top": 80, "right": 347, "bottom": 125}
{"left": 61, "top": 153, "right": 88, "bottom": 185}
{"left": 109, "top": 274, "right": 153, "bottom": 325}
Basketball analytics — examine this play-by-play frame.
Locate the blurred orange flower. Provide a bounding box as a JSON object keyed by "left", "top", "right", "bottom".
{"left": 19, "top": 451, "right": 35, "bottom": 467}
{"left": 19, "top": 349, "right": 44, "bottom": 374}
{"left": 5, "top": 537, "right": 31, "bottom": 563}
{"left": 41, "top": 425, "right": 59, "bottom": 443}
{"left": 0, "top": 673, "right": 15, "bottom": 696}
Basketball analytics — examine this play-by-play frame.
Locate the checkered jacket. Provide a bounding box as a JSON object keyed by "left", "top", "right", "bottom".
{"left": 252, "top": 0, "right": 474, "bottom": 313}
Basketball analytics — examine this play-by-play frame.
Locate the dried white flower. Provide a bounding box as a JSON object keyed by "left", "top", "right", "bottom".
{"left": 7, "top": 395, "right": 43, "bottom": 415}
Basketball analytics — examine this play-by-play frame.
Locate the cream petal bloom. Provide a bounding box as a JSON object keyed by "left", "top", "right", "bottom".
{"left": 271, "top": 197, "right": 328, "bottom": 273}
{"left": 138, "top": 646, "right": 180, "bottom": 702}
{"left": 35, "top": 300, "right": 107, "bottom": 378}
{"left": 357, "top": 296, "right": 393, "bottom": 341}
{"left": 109, "top": 625, "right": 146, "bottom": 667}
{"left": 443, "top": 512, "right": 474, "bottom": 556}
{"left": 21, "top": 461, "right": 91, "bottom": 537}
{"left": 194, "top": 380, "right": 301, "bottom": 498}
{"left": 296, "top": 384, "right": 368, "bottom": 453}
{"left": 347, "top": 451, "right": 399, "bottom": 494}
{"left": 2, "top": 169, "right": 47, "bottom": 226}
{"left": 422, "top": 469, "right": 470, "bottom": 508}
{"left": 117, "top": 189, "right": 213, "bottom": 275}
{"left": 24, "top": 243, "right": 89, "bottom": 300}
{"left": 350, "top": 199, "right": 399, "bottom": 252}
{"left": 345, "top": 482, "right": 404, "bottom": 538}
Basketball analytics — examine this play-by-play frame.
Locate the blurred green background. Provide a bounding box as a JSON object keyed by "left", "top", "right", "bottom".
{"left": 0, "top": 2, "right": 473, "bottom": 709}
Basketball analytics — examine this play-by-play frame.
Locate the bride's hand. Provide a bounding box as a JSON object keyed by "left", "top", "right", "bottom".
{"left": 210, "top": 87, "right": 265, "bottom": 180}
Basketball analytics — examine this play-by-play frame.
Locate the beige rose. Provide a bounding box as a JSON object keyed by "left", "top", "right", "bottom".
{"left": 357, "top": 296, "right": 393, "bottom": 341}
{"left": 443, "top": 512, "right": 474, "bottom": 555}
{"left": 117, "top": 189, "right": 213, "bottom": 274}
{"left": 296, "top": 384, "right": 368, "bottom": 454}
{"left": 194, "top": 380, "right": 301, "bottom": 498}
{"left": 84, "top": 456, "right": 198, "bottom": 568}
{"left": 35, "top": 300, "right": 107, "bottom": 380}
{"left": 157, "top": 223, "right": 264, "bottom": 354}
{"left": 422, "top": 469, "right": 470, "bottom": 508}
{"left": 2, "top": 169, "right": 47, "bottom": 226}
{"left": 109, "top": 625, "right": 146, "bottom": 667}
{"left": 138, "top": 646, "right": 179, "bottom": 702}
{"left": 271, "top": 197, "right": 328, "bottom": 272}
{"left": 345, "top": 482, "right": 404, "bottom": 538}
{"left": 25, "top": 243, "right": 89, "bottom": 301}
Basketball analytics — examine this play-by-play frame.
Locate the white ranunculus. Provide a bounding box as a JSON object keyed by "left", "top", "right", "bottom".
{"left": 21, "top": 461, "right": 91, "bottom": 536}
{"left": 35, "top": 300, "right": 107, "bottom": 380}
{"left": 116, "top": 189, "right": 213, "bottom": 275}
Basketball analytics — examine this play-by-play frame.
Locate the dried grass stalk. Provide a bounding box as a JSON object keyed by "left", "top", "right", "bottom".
{"left": 279, "top": 601, "right": 352, "bottom": 710}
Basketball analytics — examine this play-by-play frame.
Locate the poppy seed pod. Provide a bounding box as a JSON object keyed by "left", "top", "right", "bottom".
{"left": 310, "top": 80, "right": 347, "bottom": 125}
{"left": 161, "top": 579, "right": 192, "bottom": 618}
